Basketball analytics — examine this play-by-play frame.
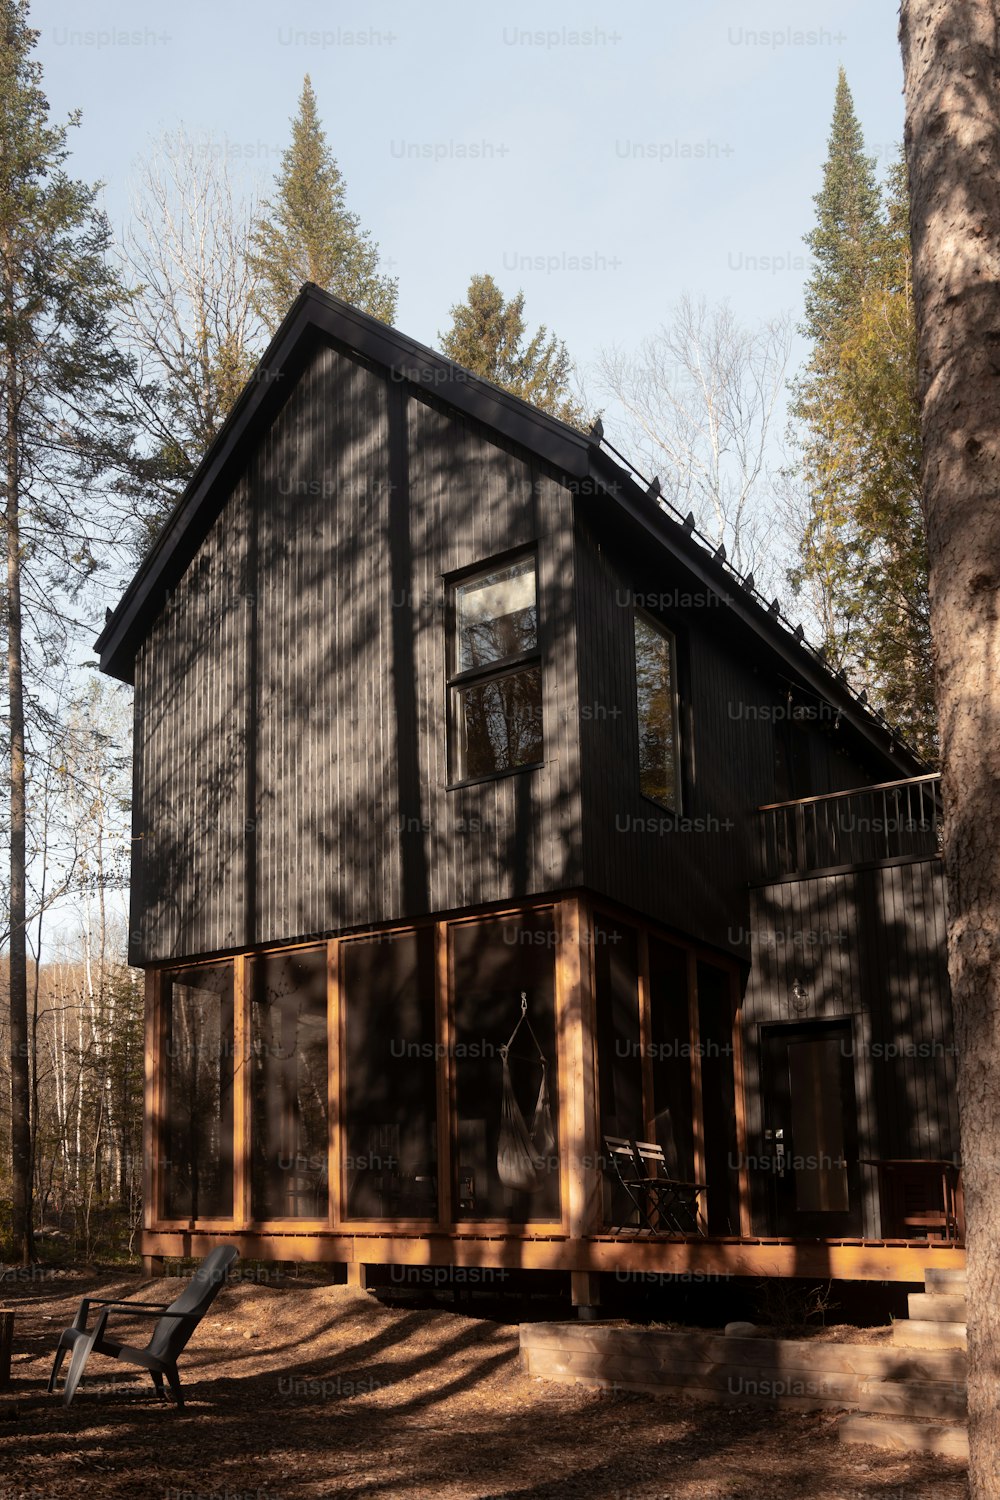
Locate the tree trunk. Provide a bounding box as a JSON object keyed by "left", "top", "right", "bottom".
{"left": 5, "top": 327, "right": 32, "bottom": 1265}
{"left": 900, "top": 3, "right": 1000, "bottom": 1492}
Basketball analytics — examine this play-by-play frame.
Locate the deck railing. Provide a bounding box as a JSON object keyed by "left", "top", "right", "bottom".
{"left": 756, "top": 773, "right": 942, "bottom": 882}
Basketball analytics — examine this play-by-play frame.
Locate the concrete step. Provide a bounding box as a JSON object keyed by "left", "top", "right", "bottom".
{"left": 857, "top": 1377, "right": 966, "bottom": 1421}
{"left": 908, "top": 1291, "right": 967, "bottom": 1323}
{"left": 924, "top": 1267, "right": 967, "bottom": 1294}
{"left": 839, "top": 1413, "right": 968, "bottom": 1459}
{"left": 893, "top": 1319, "right": 967, "bottom": 1351}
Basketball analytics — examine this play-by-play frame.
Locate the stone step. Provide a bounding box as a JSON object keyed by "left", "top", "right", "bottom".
{"left": 908, "top": 1292, "right": 967, "bottom": 1323}
{"left": 856, "top": 1377, "right": 966, "bottom": 1421}
{"left": 893, "top": 1319, "right": 967, "bottom": 1351}
{"left": 839, "top": 1413, "right": 968, "bottom": 1459}
{"left": 924, "top": 1267, "right": 968, "bottom": 1293}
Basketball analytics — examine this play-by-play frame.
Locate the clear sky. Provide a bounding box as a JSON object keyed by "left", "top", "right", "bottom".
{"left": 35, "top": 0, "right": 906, "bottom": 369}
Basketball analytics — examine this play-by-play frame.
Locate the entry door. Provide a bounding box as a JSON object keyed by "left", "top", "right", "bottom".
{"left": 761, "top": 1021, "right": 862, "bottom": 1237}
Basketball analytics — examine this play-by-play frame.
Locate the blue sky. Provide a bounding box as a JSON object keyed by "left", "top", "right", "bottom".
{"left": 36, "top": 0, "right": 906, "bottom": 369}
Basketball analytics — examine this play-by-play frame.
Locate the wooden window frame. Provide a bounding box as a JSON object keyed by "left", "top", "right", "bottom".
{"left": 633, "top": 608, "right": 683, "bottom": 813}
{"left": 446, "top": 549, "right": 544, "bottom": 788}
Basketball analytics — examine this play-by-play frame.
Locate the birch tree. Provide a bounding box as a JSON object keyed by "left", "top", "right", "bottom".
{"left": 598, "top": 296, "right": 793, "bottom": 580}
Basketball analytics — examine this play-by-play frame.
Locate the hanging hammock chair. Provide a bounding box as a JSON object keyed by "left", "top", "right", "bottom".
{"left": 496, "top": 992, "right": 556, "bottom": 1193}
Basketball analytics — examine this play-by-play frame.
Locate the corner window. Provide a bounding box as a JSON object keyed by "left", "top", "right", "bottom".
{"left": 634, "top": 611, "right": 681, "bottom": 810}
{"left": 449, "top": 554, "right": 543, "bottom": 781}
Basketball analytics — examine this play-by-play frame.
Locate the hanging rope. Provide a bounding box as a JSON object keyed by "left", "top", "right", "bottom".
{"left": 496, "top": 992, "right": 556, "bottom": 1192}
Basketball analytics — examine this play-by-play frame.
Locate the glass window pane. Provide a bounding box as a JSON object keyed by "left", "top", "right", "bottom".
{"left": 451, "top": 912, "right": 560, "bottom": 1223}
{"left": 458, "top": 665, "right": 543, "bottom": 778}
{"left": 635, "top": 613, "right": 680, "bottom": 809}
{"left": 341, "top": 928, "right": 438, "bottom": 1221}
{"left": 250, "top": 949, "right": 328, "bottom": 1220}
{"left": 456, "top": 557, "right": 537, "bottom": 671}
{"left": 163, "top": 964, "right": 234, "bottom": 1219}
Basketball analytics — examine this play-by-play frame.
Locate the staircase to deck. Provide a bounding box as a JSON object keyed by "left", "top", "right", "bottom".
{"left": 837, "top": 1265, "right": 967, "bottom": 1458}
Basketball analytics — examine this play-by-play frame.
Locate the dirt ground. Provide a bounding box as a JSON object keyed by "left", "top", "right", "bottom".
{"left": 0, "top": 1270, "right": 969, "bottom": 1500}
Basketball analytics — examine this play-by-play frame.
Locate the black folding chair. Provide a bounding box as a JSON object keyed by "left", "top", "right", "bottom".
{"left": 48, "top": 1244, "right": 239, "bottom": 1408}
{"left": 633, "top": 1139, "right": 707, "bottom": 1235}
{"left": 604, "top": 1135, "right": 651, "bottom": 1232}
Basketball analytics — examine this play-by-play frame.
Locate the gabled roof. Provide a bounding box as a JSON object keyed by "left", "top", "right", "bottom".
{"left": 95, "top": 283, "right": 923, "bottom": 778}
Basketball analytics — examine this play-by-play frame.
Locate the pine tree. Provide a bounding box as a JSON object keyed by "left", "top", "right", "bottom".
{"left": 249, "top": 76, "right": 397, "bottom": 332}
{"left": 790, "top": 72, "right": 935, "bottom": 758}
{"left": 440, "top": 273, "right": 585, "bottom": 426}
{"left": 0, "top": 0, "right": 129, "bottom": 1259}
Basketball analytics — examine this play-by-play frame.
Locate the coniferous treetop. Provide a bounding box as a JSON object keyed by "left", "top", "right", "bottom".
{"left": 249, "top": 75, "right": 397, "bottom": 332}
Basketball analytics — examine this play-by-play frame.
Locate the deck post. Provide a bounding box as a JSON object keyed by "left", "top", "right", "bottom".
{"left": 347, "top": 1262, "right": 370, "bottom": 1291}
{"left": 142, "top": 1255, "right": 166, "bottom": 1278}
{"left": 571, "top": 1270, "right": 601, "bottom": 1317}
{"left": 557, "top": 896, "right": 601, "bottom": 1243}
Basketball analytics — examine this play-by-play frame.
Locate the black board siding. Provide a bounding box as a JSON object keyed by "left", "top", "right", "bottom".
{"left": 131, "top": 342, "right": 582, "bottom": 964}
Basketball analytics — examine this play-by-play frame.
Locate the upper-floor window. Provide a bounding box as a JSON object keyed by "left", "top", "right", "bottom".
{"left": 634, "top": 610, "right": 681, "bottom": 810}
{"left": 449, "top": 553, "right": 542, "bottom": 782}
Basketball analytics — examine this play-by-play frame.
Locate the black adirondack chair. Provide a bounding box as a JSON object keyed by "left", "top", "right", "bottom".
{"left": 48, "top": 1245, "right": 239, "bottom": 1408}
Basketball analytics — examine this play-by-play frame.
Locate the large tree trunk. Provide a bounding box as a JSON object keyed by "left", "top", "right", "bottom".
{"left": 5, "top": 331, "right": 32, "bottom": 1264}
{"left": 900, "top": 3, "right": 1000, "bottom": 1490}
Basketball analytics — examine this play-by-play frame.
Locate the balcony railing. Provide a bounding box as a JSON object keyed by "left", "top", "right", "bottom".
{"left": 756, "top": 773, "right": 942, "bottom": 882}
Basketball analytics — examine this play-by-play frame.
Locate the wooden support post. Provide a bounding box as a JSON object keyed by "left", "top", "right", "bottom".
{"left": 729, "top": 967, "right": 753, "bottom": 1238}
{"left": 347, "top": 1262, "right": 370, "bottom": 1291}
{"left": 143, "top": 970, "right": 160, "bottom": 1231}
{"left": 558, "top": 897, "right": 601, "bottom": 1242}
{"left": 142, "top": 1255, "right": 166, "bottom": 1279}
{"left": 570, "top": 1271, "right": 601, "bottom": 1318}
{"left": 328, "top": 939, "right": 341, "bottom": 1229}
{"left": 435, "top": 921, "right": 453, "bottom": 1230}
{"left": 687, "top": 951, "right": 707, "bottom": 1233}
{"left": 233, "top": 954, "right": 250, "bottom": 1227}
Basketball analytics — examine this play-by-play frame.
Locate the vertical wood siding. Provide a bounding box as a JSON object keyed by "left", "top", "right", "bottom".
{"left": 132, "top": 343, "right": 582, "bottom": 962}
{"left": 743, "top": 858, "right": 955, "bottom": 1235}
{"left": 571, "top": 506, "right": 884, "bottom": 958}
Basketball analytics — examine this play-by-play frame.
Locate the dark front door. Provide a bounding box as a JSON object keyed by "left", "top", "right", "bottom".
{"left": 761, "top": 1021, "right": 862, "bottom": 1237}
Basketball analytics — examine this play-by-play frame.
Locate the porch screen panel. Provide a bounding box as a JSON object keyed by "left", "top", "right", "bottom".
{"left": 341, "top": 928, "right": 438, "bottom": 1220}
{"left": 697, "top": 961, "right": 741, "bottom": 1235}
{"left": 451, "top": 912, "right": 560, "bottom": 1222}
{"left": 594, "top": 917, "right": 642, "bottom": 1139}
{"left": 250, "top": 948, "right": 328, "bottom": 1220}
{"left": 648, "top": 938, "right": 695, "bottom": 1180}
{"left": 163, "top": 964, "right": 234, "bottom": 1219}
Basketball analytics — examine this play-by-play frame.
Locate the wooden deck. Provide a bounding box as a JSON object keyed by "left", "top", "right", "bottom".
{"left": 141, "top": 1227, "right": 966, "bottom": 1284}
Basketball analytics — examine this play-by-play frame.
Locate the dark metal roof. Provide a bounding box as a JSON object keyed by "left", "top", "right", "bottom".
{"left": 95, "top": 282, "right": 923, "bottom": 777}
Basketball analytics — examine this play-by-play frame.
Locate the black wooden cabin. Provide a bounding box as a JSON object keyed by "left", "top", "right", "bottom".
{"left": 97, "top": 286, "right": 960, "bottom": 1295}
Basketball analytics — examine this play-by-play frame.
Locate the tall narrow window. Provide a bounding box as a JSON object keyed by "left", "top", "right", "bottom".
{"left": 634, "top": 611, "right": 680, "bottom": 810}
{"left": 449, "top": 554, "right": 542, "bottom": 781}
{"left": 162, "top": 963, "right": 234, "bottom": 1220}
{"left": 250, "top": 948, "right": 329, "bottom": 1221}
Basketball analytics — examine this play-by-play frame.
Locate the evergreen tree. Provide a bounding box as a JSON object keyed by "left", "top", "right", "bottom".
{"left": 440, "top": 273, "right": 585, "bottom": 426}
{"left": 0, "top": 0, "right": 129, "bottom": 1259}
{"left": 249, "top": 76, "right": 397, "bottom": 332}
{"left": 790, "top": 72, "right": 935, "bottom": 759}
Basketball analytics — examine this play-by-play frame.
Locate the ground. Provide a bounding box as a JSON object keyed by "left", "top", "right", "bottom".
{"left": 0, "top": 1270, "right": 969, "bottom": 1499}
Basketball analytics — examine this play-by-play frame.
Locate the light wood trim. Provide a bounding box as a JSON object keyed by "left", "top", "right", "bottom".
{"left": 140, "top": 1227, "right": 966, "bottom": 1283}
{"left": 560, "top": 895, "right": 602, "bottom": 1239}
{"left": 143, "top": 969, "right": 159, "bottom": 1230}
{"left": 232, "top": 955, "right": 250, "bottom": 1228}
{"left": 637, "top": 929, "right": 655, "bottom": 1137}
{"left": 729, "top": 967, "right": 752, "bottom": 1238}
{"left": 687, "top": 951, "right": 707, "bottom": 1232}
{"left": 328, "top": 939, "right": 340, "bottom": 1229}
{"left": 435, "top": 921, "right": 453, "bottom": 1229}
{"left": 554, "top": 898, "right": 578, "bottom": 1238}
{"left": 758, "top": 771, "right": 939, "bottom": 813}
